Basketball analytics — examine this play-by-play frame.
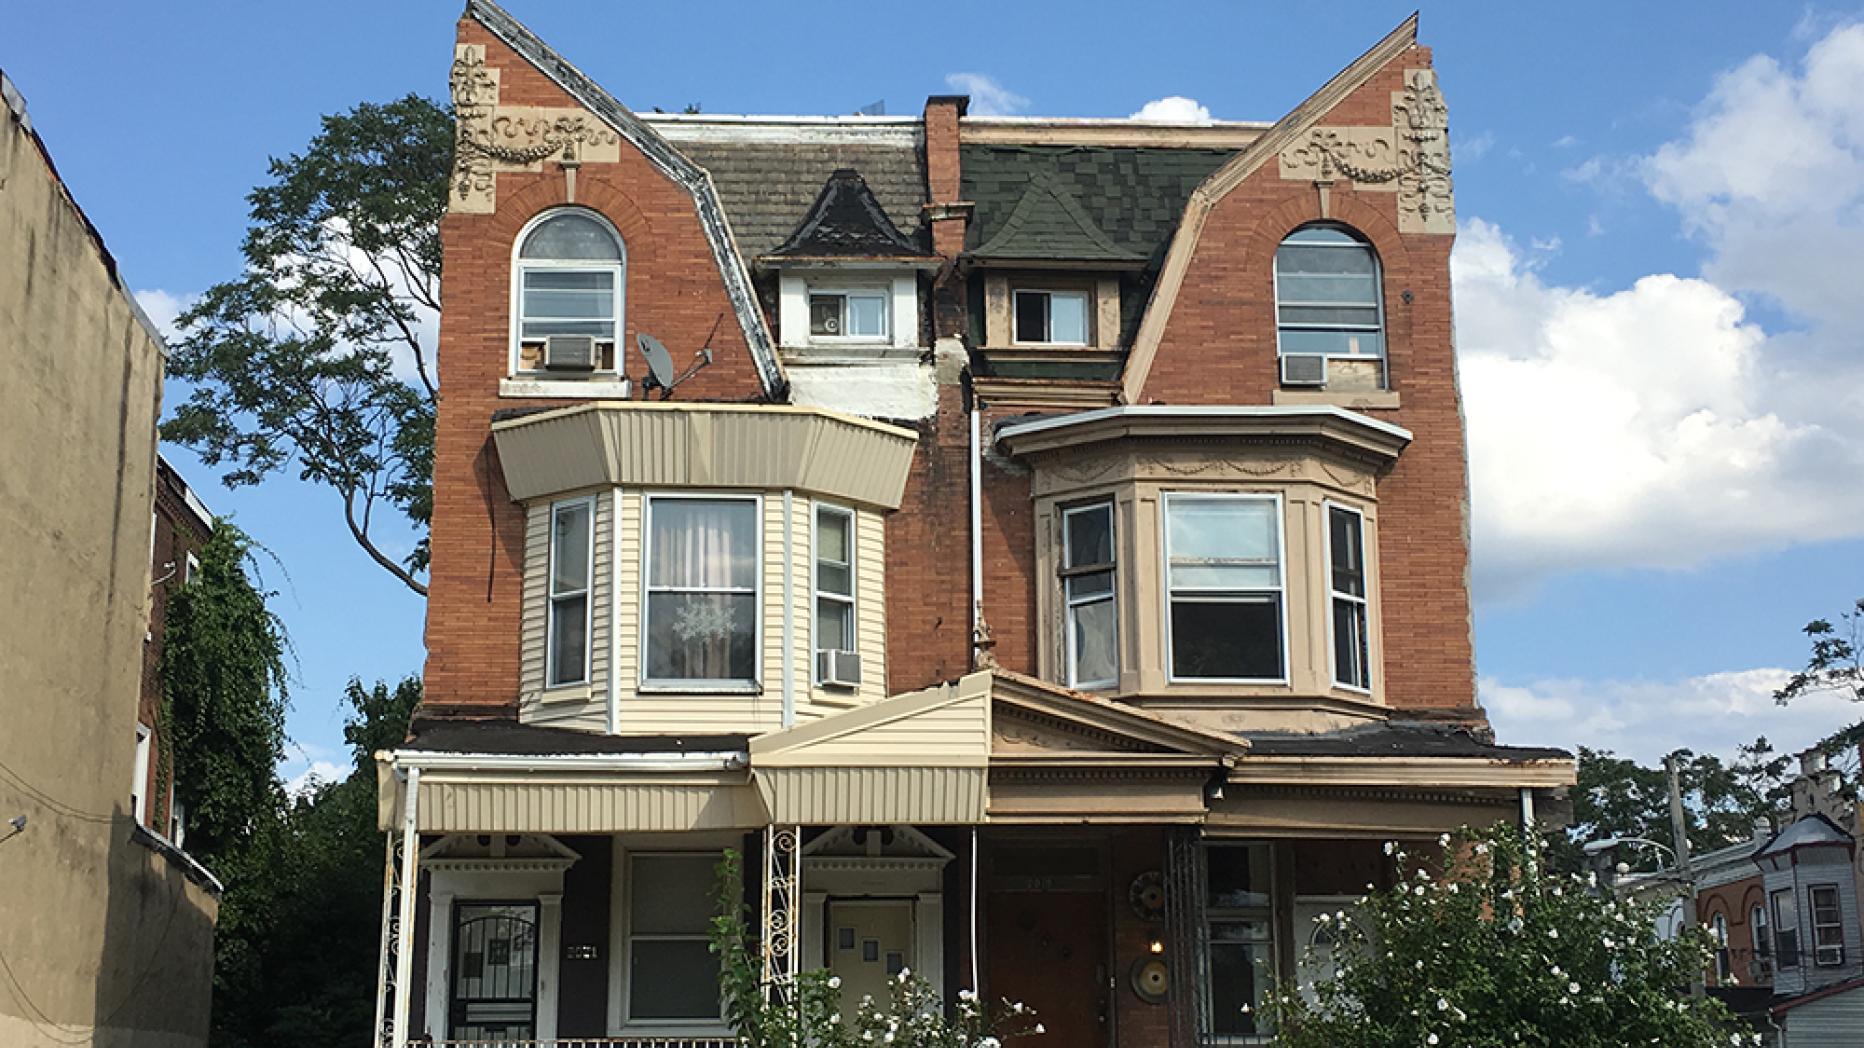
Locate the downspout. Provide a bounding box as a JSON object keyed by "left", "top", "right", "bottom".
{"left": 390, "top": 765, "right": 422, "bottom": 1048}
{"left": 608, "top": 488, "right": 622, "bottom": 734}
{"left": 969, "top": 406, "right": 984, "bottom": 669}
{"left": 1518, "top": 787, "right": 1536, "bottom": 831}
{"left": 970, "top": 825, "right": 981, "bottom": 993}
{"left": 781, "top": 488, "right": 796, "bottom": 728}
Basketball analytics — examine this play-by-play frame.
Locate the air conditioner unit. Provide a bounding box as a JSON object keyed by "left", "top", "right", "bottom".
{"left": 543, "top": 334, "right": 599, "bottom": 372}
{"left": 816, "top": 649, "right": 862, "bottom": 689}
{"left": 1280, "top": 354, "right": 1328, "bottom": 387}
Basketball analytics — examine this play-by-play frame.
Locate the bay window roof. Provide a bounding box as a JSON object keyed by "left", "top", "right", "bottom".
{"left": 994, "top": 404, "right": 1411, "bottom": 463}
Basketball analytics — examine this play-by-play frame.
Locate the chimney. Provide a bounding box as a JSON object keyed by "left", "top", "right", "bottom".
{"left": 1752, "top": 815, "right": 1774, "bottom": 842}
{"left": 1790, "top": 746, "right": 1844, "bottom": 824}
{"left": 921, "top": 95, "right": 974, "bottom": 339}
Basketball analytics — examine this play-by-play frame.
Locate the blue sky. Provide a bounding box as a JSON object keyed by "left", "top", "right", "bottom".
{"left": 9, "top": 2, "right": 1864, "bottom": 784}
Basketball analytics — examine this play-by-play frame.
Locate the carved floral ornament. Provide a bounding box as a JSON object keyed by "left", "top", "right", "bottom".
{"left": 449, "top": 43, "right": 622, "bottom": 214}
{"left": 1277, "top": 68, "right": 1455, "bottom": 234}
{"left": 1031, "top": 448, "right": 1378, "bottom": 498}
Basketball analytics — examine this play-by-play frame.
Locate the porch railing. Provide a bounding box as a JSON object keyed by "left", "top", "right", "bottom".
{"left": 422, "top": 1039, "right": 736, "bottom": 1048}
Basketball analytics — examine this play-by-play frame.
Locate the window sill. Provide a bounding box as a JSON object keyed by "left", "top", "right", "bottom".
{"left": 537, "top": 683, "right": 594, "bottom": 705}
{"left": 1271, "top": 388, "right": 1400, "bottom": 410}
{"left": 501, "top": 376, "right": 633, "bottom": 399}
{"left": 636, "top": 681, "right": 762, "bottom": 696}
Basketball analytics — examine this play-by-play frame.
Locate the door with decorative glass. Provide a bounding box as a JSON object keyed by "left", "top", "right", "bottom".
{"left": 450, "top": 902, "right": 540, "bottom": 1041}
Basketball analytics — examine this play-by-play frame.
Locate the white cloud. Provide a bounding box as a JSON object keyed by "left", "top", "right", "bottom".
{"left": 1130, "top": 96, "right": 1212, "bottom": 124}
{"left": 284, "top": 759, "right": 347, "bottom": 798}
{"left": 944, "top": 73, "right": 1028, "bottom": 117}
{"left": 1457, "top": 130, "right": 1495, "bottom": 162}
{"left": 1482, "top": 668, "right": 1858, "bottom": 766}
{"left": 134, "top": 288, "right": 195, "bottom": 342}
{"left": 1552, "top": 133, "right": 1581, "bottom": 148}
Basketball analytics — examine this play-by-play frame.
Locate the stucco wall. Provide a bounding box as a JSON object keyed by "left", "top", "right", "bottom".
{"left": 0, "top": 78, "right": 217, "bottom": 1047}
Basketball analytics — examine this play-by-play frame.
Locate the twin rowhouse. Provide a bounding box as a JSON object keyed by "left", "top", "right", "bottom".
{"left": 373, "top": 3, "right": 1575, "bottom": 1046}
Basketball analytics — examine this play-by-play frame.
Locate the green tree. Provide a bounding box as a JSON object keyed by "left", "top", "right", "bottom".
{"left": 163, "top": 95, "right": 450, "bottom": 595}
{"left": 1555, "top": 745, "right": 1788, "bottom": 874}
{"left": 1270, "top": 827, "right": 1752, "bottom": 1048}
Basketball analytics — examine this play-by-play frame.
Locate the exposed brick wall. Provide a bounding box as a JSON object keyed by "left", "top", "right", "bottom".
{"left": 882, "top": 382, "right": 976, "bottom": 694}
{"left": 1699, "top": 874, "right": 1770, "bottom": 989}
{"left": 1132, "top": 47, "right": 1477, "bottom": 712}
{"left": 424, "top": 17, "right": 772, "bottom": 714}
{"left": 138, "top": 461, "right": 211, "bottom": 832}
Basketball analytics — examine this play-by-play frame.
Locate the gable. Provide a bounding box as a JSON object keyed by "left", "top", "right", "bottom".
{"left": 992, "top": 705, "right": 1174, "bottom": 756}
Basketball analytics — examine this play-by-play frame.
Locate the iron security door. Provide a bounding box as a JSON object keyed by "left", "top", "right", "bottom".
{"left": 451, "top": 902, "right": 540, "bottom": 1041}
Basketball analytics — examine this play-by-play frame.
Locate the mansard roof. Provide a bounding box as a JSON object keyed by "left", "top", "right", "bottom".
{"left": 764, "top": 167, "right": 934, "bottom": 262}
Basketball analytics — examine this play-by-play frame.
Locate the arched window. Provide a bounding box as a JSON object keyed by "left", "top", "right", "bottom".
{"left": 1711, "top": 911, "right": 1731, "bottom": 982}
{"left": 1751, "top": 902, "right": 1772, "bottom": 981}
{"left": 513, "top": 208, "right": 625, "bottom": 374}
{"left": 1273, "top": 225, "right": 1385, "bottom": 388}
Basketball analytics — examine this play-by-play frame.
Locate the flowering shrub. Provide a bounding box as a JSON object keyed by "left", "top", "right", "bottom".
{"left": 710, "top": 851, "right": 1042, "bottom": 1048}
{"left": 1268, "top": 826, "right": 1758, "bottom": 1048}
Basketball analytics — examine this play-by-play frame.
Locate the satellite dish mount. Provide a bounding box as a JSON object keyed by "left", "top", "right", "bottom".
{"left": 635, "top": 315, "right": 719, "bottom": 400}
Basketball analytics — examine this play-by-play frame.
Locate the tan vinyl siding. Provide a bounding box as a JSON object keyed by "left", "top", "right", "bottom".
{"left": 519, "top": 490, "right": 613, "bottom": 730}
{"left": 416, "top": 776, "right": 766, "bottom": 833}
{"left": 755, "top": 766, "right": 986, "bottom": 825}
{"left": 804, "top": 504, "right": 889, "bottom": 714}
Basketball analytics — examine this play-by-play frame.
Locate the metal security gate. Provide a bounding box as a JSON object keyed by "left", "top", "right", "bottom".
{"left": 450, "top": 902, "right": 540, "bottom": 1041}
{"left": 1164, "top": 827, "right": 1210, "bottom": 1048}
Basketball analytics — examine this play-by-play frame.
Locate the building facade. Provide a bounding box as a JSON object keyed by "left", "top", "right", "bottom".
{"left": 134, "top": 455, "right": 216, "bottom": 844}
{"left": 0, "top": 69, "right": 219, "bottom": 1048}
{"left": 374, "top": 4, "right": 1575, "bottom": 1045}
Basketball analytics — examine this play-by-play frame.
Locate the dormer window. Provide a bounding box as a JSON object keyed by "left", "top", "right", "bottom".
{"left": 1013, "top": 289, "right": 1090, "bottom": 346}
{"left": 513, "top": 208, "right": 625, "bottom": 374}
{"left": 1275, "top": 225, "right": 1384, "bottom": 388}
{"left": 809, "top": 290, "right": 890, "bottom": 342}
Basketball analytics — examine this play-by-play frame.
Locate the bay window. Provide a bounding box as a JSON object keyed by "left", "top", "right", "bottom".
{"left": 1205, "top": 844, "right": 1275, "bottom": 1039}
{"left": 1061, "top": 501, "right": 1117, "bottom": 689}
{"left": 1164, "top": 494, "right": 1285, "bottom": 682}
{"left": 815, "top": 505, "right": 856, "bottom": 669}
{"left": 546, "top": 497, "right": 594, "bottom": 687}
{"left": 1810, "top": 885, "right": 1845, "bottom": 967}
{"left": 1327, "top": 504, "right": 1371, "bottom": 691}
{"left": 644, "top": 496, "right": 758, "bottom": 686}
{"left": 626, "top": 853, "right": 722, "bottom": 1022}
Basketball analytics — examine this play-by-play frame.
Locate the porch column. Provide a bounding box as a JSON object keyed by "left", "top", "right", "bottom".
{"left": 424, "top": 890, "right": 455, "bottom": 1040}
{"left": 538, "top": 891, "right": 564, "bottom": 1041}
{"left": 802, "top": 890, "right": 829, "bottom": 974}
{"left": 914, "top": 892, "right": 944, "bottom": 998}
{"left": 391, "top": 767, "right": 422, "bottom": 1048}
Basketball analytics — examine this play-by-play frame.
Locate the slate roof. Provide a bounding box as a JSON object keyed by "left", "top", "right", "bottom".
{"left": 648, "top": 119, "right": 928, "bottom": 261}
{"left": 1756, "top": 811, "right": 1854, "bottom": 858}
{"left": 969, "top": 171, "right": 1144, "bottom": 264}
{"left": 766, "top": 168, "right": 932, "bottom": 261}
{"left": 961, "top": 144, "right": 1237, "bottom": 266}
{"left": 1239, "top": 722, "right": 1573, "bottom": 762}
{"left": 403, "top": 717, "right": 748, "bottom": 756}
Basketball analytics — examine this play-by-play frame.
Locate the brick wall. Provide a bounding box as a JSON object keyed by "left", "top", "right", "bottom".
{"left": 138, "top": 461, "right": 211, "bottom": 832}
{"left": 424, "top": 17, "right": 772, "bottom": 714}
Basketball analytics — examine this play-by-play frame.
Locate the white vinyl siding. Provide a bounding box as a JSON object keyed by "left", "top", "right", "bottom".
{"left": 547, "top": 497, "right": 596, "bottom": 688}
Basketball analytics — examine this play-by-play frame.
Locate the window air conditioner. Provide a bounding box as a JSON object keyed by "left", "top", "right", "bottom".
{"left": 816, "top": 649, "right": 862, "bottom": 688}
{"left": 543, "top": 334, "right": 599, "bottom": 372}
{"left": 1280, "top": 354, "right": 1328, "bottom": 387}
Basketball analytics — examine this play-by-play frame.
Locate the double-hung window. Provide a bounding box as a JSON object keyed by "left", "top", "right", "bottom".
{"left": 1164, "top": 494, "right": 1285, "bottom": 681}
{"left": 1274, "top": 225, "right": 1384, "bottom": 381}
{"left": 546, "top": 498, "right": 594, "bottom": 687}
{"left": 1774, "top": 889, "right": 1801, "bottom": 970}
{"left": 1327, "top": 505, "right": 1371, "bottom": 691}
{"left": 626, "top": 853, "right": 722, "bottom": 1022}
{"left": 1061, "top": 501, "right": 1117, "bottom": 689}
{"left": 514, "top": 209, "right": 625, "bottom": 372}
{"left": 809, "top": 290, "right": 889, "bottom": 342}
{"left": 1810, "top": 885, "right": 1846, "bottom": 967}
{"left": 645, "top": 496, "right": 757, "bottom": 686}
{"left": 1751, "top": 903, "right": 1773, "bottom": 980}
{"left": 1204, "top": 844, "right": 1274, "bottom": 1039}
{"left": 815, "top": 506, "right": 856, "bottom": 664}
{"left": 1013, "top": 289, "right": 1089, "bottom": 345}
{"left": 1711, "top": 912, "right": 1732, "bottom": 981}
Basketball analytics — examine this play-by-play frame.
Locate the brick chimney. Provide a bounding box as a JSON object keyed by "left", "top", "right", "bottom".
{"left": 922, "top": 94, "right": 973, "bottom": 339}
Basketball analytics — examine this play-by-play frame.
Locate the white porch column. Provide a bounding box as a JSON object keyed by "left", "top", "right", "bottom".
{"left": 424, "top": 890, "right": 455, "bottom": 1039}
{"left": 391, "top": 766, "right": 421, "bottom": 1048}
{"left": 914, "top": 892, "right": 944, "bottom": 998}
{"left": 538, "top": 891, "right": 565, "bottom": 1041}
{"left": 801, "top": 890, "right": 829, "bottom": 973}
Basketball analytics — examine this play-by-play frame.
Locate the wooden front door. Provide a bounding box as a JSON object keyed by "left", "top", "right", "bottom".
{"left": 985, "top": 888, "right": 1108, "bottom": 1048}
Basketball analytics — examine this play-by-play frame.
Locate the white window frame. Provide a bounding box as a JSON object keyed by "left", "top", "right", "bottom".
{"left": 1161, "top": 492, "right": 1289, "bottom": 685}
{"left": 183, "top": 551, "right": 200, "bottom": 585}
{"left": 545, "top": 496, "right": 597, "bottom": 689}
{"left": 509, "top": 207, "right": 627, "bottom": 377}
{"left": 1011, "top": 288, "right": 1091, "bottom": 347}
{"left": 1773, "top": 888, "right": 1801, "bottom": 970}
{"left": 806, "top": 287, "right": 891, "bottom": 345}
{"left": 1061, "top": 500, "right": 1118, "bottom": 690}
{"left": 1272, "top": 224, "right": 1386, "bottom": 378}
{"left": 812, "top": 503, "right": 857, "bottom": 674}
{"left": 1810, "top": 884, "right": 1846, "bottom": 968}
{"left": 640, "top": 492, "right": 762, "bottom": 692}
{"left": 1323, "top": 501, "right": 1372, "bottom": 694}
{"left": 1751, "top": 902, "right": 1772, "bottom": 980}
{"left": 131, "top": 724, "right": 152, "bottom": 823}
{"left": 1711, "top": 911, "right": 1732, "bottom": 981}
{"left": 619, "top": 850, "right": 727, "bottom": 1030}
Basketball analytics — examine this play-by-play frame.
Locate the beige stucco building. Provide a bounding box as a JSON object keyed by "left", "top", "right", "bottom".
{"left": 0, "top": 70, "right": 219, "bottom": 1047}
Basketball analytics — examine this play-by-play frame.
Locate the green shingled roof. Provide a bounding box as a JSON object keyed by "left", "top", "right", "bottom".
{"left": 961, "top": 145, "right": 1237, "bottom": 265}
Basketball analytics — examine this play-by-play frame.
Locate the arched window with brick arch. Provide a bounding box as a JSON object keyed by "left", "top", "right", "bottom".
{"left": 511, "top": 207, "right": 626, "bottom": 376}
{"left": 1272, "top": 224, "right": 1386, "bottom": 391}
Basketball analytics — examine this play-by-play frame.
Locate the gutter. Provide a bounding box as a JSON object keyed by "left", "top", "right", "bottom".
{"left": 995, "top": 404, "right": 1415, "bottom": 445}
{"left": 379, "top": 749, "right": 748, "bottom": 774}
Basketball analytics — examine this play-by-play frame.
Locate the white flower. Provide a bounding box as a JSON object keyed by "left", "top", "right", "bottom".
{"left": 829, "top": 975, "right": 842, "bottom": 989}
{"left": 1033, "top": 1023, "right": 1046, "bottom": 1035}
{"left": 1568, "top": 982, "right": 1580, "bottom": 994}
{"left": 959, "top": 989, "right": 977, "bottom": 1002}
{"left": 1438, "top": 833, "right": 1451, "bottom": 847}
{"left": 898, "top": 967, "right": 911, "bottom": 982}
{"left": 978, "top": 1039, "right": 1000, "bottom": 1048}
{"left": 1428, "top": 1035, "right": 1440, "bottom": 1046}
{"left": 1437, "top": 997, "right": 1450, "bottom": 1011}
{"left": 1384, "top": 841, "right": 1396, "bottom": 855}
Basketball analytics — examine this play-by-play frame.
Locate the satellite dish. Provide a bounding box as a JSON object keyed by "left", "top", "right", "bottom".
{"left": 635, "top": 328, "right": 714, "bottom": 400}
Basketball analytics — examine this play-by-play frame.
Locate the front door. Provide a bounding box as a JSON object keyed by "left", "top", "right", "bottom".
{"left": 985, "top": 843, "right": 1109, "bottom": 1048}
{"left": 450, "top": 902, "right": 539, "bottom": 1041}
{"left": 828, "top": 899, "right": 915, "bottom": 1011}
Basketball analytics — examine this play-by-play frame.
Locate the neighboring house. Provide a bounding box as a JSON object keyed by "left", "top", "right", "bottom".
{"left": 0, "top": 69, "right": 219, "bottom": 1047}
{"left": 371, "top": 4, "right": 1575, "bottom": 1046}
{"left": 136, "top": 455, "right": 216, "bottom": 845}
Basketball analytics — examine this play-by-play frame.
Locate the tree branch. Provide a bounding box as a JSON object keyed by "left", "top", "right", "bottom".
{"left": 342, "top": 489, "right": 427, "bottom": 596}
